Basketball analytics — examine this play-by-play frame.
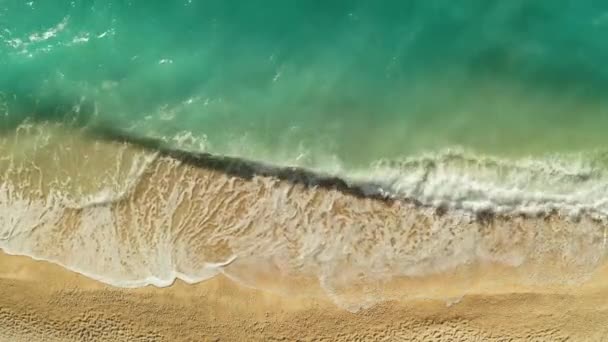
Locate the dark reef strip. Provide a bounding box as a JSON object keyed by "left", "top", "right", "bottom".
{"left": 90, "top": 127, "right": 402, "bottom": 204}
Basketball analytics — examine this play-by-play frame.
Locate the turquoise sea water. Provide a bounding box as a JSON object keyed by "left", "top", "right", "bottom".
{"left": 3, "top": 1, "right": 608, "bottom": 166}
{"left": 2, "top": 1, "right": 608, "bottom": 217}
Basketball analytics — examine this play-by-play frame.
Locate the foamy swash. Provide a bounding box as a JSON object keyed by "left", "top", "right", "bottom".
{"left": 0, "top": 126, "right": 607, "bottom": 312}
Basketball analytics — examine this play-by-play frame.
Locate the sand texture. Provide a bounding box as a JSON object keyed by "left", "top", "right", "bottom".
{"left": 1, "top": 131, "right": 608, "bottom": 341}
{"left": 2, "top": 251, "right": 608, "bottom": 341}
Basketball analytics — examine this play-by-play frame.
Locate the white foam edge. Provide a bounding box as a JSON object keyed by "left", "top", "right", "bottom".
{"left": 0, "top": 246, "right": 237, "bottom": 288}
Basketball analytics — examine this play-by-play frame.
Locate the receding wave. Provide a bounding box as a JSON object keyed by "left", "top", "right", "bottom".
{"left": 0, "top": 123, "right": 607, "bottom": 311}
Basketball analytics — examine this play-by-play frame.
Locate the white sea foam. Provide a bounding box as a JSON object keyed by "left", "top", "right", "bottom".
{"left": 346, "top": 148, "right": 608, "bottom": 220}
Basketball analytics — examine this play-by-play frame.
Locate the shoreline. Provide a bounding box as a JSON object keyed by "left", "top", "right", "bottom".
{"left": 1, "top": 129, "right": 608, "bottom": 340}
{"left": 2, "top": 250, "right": 608, "bottom": 341}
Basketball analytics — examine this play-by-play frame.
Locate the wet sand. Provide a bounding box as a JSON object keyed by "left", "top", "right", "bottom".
{"left": 2, "top": 129, "right": 608, "bottom": 340}
{"left": 1, "top": 250, "right": 608, "bottom": 341}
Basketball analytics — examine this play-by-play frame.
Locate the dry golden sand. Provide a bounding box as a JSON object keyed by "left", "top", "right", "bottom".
{"left": 1, "top": 251, "right": 608, "bottom": 341}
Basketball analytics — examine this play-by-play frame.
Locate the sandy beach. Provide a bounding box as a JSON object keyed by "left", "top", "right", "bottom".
{"left": 0, "top": 133, "right": 608, "bottom": 341}
{"left": 1, "top": 250, "right": 608, "bottom": 341}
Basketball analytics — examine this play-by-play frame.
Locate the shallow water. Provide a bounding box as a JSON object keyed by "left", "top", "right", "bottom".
{"left": 0, "top": 126, "right": 605, "bottom": 312}
{"left": 3, "top": 1, "right": 608, "bottom": 159}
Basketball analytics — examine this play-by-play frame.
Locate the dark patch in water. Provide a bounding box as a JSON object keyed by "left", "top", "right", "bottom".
{"left": 91, "top": 127, "right": 397, "bottom": 203}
